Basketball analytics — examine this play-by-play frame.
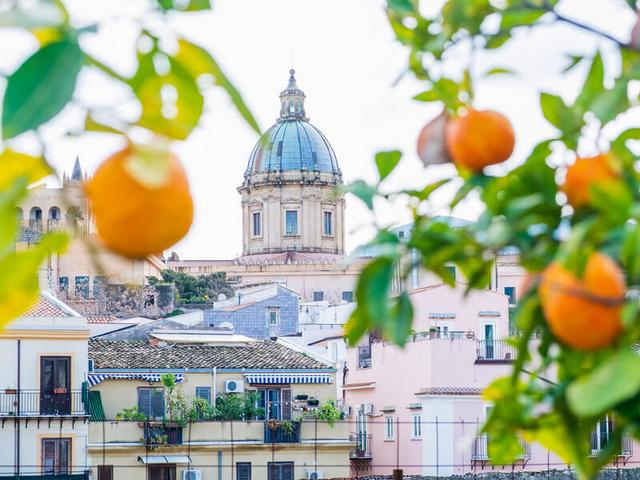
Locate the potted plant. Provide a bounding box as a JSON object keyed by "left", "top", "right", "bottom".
{"left": 280, "top": 420, "right": 296, "bottom": 438}
{"left": 53, "top": 387, "right": 67, "bottom": 394}
{"left": 295, "top": 394, "right": 308, "bottom": 401}
{"left": 4, "top": 387, "right": 16, "bottom": 394}
{"left": 307, "top": 398, "right": 320, "bottom": 407}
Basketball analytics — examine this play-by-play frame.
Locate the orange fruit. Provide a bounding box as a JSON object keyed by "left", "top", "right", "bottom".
{"left": 561, "top": 153, "right": 618, "bottom": 208}
{"left": 444, "top": 108, "right": 515, "bottom": 172}
{"left": 539, "top": 252, "right": 625, "bottom": 351}
{"left": 416, "top": 111, "right": 451, "bottom": 167}
{"left": 85, "top": 145, "right": 194, "bottom": 258}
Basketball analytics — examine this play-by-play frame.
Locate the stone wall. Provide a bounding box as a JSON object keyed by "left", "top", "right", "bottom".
{"left": 348, "top": 470, "right": 640, "bottom": 480}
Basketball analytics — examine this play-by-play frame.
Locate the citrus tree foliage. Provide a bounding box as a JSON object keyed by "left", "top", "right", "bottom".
{"left": 0, "top": 0, "right": 258, "bottom": 321}
{"left": 147, "top": 269, "right": 235, "bottom": 303}
{"left": 346, "top": 1, "right": 640, "bottom": 478}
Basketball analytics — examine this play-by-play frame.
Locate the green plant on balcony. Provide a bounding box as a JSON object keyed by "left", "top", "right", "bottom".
{"left": 280, "top": 420, "right": 296, "bottom": 438}
{"left": 214, "top": 391, "right": 264, "bottom": 420}
{"left": 144, "top": 431, "right": 169, "bottom": 451}
{"left": 188, "top": 397, "right": 219, "bottom": 421}
{"left": 115, "top": 405, "right": 146, "bottom": 421}
{"left": 310, "top": 400, "right": 343, "bottom": 427}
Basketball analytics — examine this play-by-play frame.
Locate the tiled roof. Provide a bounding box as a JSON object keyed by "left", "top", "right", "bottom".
{"left": 415, "top": 386, "right": 483, "bottom": 396}
{"left": 89, "top": 339, "right": 330, "bottom": 370}
{"left": 24, "top": 297, "right": 67, "bottom": 317}
{"left": 86, "top": 316, "right": 118, "bottom": 324}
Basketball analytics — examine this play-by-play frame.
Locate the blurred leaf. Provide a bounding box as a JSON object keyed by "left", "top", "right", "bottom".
{"left": 499, "top": 9, "right": 544, "bottom": 30}
{"left": 526, "top": 421, "right": 574, "bottom": 464}
{"left": 176, "top": 39, "right": 260, "bottom": 134}
{"left": 343, "top": 180, "right": 377, "bottom": 209}
{"left": 567, "top": 349, "right": 640, "bottom": 417}
{"left": 0, "top": 150, "right": 51, "bottom": 190}
{"left": 134, "top": 54, "right": 204, "bottom": 140}
{"left": 0, "top": 0, "right": 66, "bottom": 28}
{"left": 123, "top": 143, "right": 173, "bottom": 189}
{"left": 386, "top": 291, "right": 413, "bottom": 346}
{"left": 375, "top": 150, "right": 402, "bottom": 182}
{"left": 590, "top": 79, "right": 630, "bottom": 124}
{"left": 387, "top": 0, "right": 415, "bottom": 14}
{"left": 0, "top": 232, "right": 68, "bottom": 326}
{"left": 488, "top": 429, "right": 523, "bottom": 465}
{"left": 539, "top": 92, "right": 583, "bottom": 146}
{"left": 404, "top": 178, "right": 450, "bottom": 201}
{"left": 442, "top": 0, "right": 493, "bottom": 35}
{"left": 575, "top": 51, "right": 604, "bottom": 110}
{"left": 84, "top": 113, "right": 127, "bottom": 135}
{"left": 484, "top": 67, "right": 515, "bottom": 76}
{"left": 589, "top": 180, "right": 632, "bottom": 225}
{"left": 2, "top": 38, "right": 84, "bottom": 139}
{"left": 562, "top": 54, "right": 584, "bottom": 73}
{"left": 156, "top": 0, "right": 211, "bottom": 11}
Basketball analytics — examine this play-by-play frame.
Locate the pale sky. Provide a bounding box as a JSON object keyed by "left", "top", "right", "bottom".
{"left": 1, "top": 0, "right": 637, "bottom": 259}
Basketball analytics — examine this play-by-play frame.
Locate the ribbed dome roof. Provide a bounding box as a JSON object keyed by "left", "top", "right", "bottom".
{"left": 245, "top": 70, "right": 341, "bottom": 176}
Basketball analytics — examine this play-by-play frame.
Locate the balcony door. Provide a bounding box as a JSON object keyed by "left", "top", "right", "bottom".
{"left": 42, "top": 438, "right": 70, "bottom": 474}
{"left": 40, "top": 356, "right": 71, "bottom": 415}
{"left": 148, "top": 465, "right": 176, "bottom": 480}
{"left": 483, "top": 324, "right": 495, "bottom": 360}
{"left": 257, "top": 388, "right": 291, "bottom": 420}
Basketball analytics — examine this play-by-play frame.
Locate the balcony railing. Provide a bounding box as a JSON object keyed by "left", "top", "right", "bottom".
{"left": 349, "top": 432, "right": 372, "bottom": 459}
{"left": 264, "top": 420, "right": 301, "bottom": 443}
{"left": 471, "top": 435, "right": 531, "bottom": 461}
{"left": 144, "top": 423, "right": 183, "bottom": 446}
{"left": 476, "top": 340, "right": 516, "bottom": 362}
{"left": 0, "top": 390, "right": 87, "bottom": 416}
{"left": 589, "top": 432, "right": 633, "bottom": 457}
{"left": 0, "top": 472, "right": 90, "bottom": 479}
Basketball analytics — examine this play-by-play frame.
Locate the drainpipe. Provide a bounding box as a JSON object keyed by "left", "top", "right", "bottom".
{"left": 212, "top": 367, "right": 217, "bottom": 407}
{"left": 15, "top": 339, "right": 20, "bottom": 476}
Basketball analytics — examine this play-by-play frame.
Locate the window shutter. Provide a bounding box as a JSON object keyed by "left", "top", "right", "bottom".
{"left": 137, "top": 388, "right": 150, "bottom": 418}
{"left": 236, "top": 463, "right": 251, "bottom": 480}
{"left": 98, "top": 465, "right": 114, "bottom": 480}
{"left": 281, "top": 389, "right": 291, "bottom": 420}
{"left": 151, "top": 388, "right": 165, "bottom": 419}
{"left": 282, "top": 462, "right": 294, "bottom": 480}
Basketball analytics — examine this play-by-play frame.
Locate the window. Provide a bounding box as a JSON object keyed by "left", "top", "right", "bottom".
{"left": 285, "top": 210, "right": 298, "bottom": 235}
{"left": 237, "top": 462, "right": 252, "bottom": 480}
{"left": 138, "top": 387, "right": 165, "bottom": 420}
{"left": 40, "top": 356, "right": 70, "bottom": 415}
{"left": 252, "top": 212, "right": 261, "bottom": 236}
{"left": 444, "top": 265, "right": 456, "bottom": 281}
{"left": 504, "top": 286, "right": 516, "bottom": 305}
{"left": 195, "top": 386, "right": 211, "bottom": 403}
{"left": 97, "top": 465, "right": 114, "bottom": 480}
{"left": 398, "top": 230, "right": 405, "bottom": 239}
{"left": 323, "top": 211, "right": 333, "bottom": 236}
{"left": 268, "top": 308, "right": 280, "bottom": 325}
{"left": 384, "top": 416, "right": 395, "bottom": 440}
{"left": 342, "top": 291, "right": 354, "bottom": 303}
{"left": 313, "top": 291, "right": 324, "bottom": 302}
{"left": 257, "top": 388, "right": 291, "bottom": 420}
{"left": 93, "top": 276, "right": 106, "bottom": 298}
{"left": 148, "top": 465, "right": 176, "bottom": 480}
{"left": 412, "top": 414, "right": 422, "bottom": 439}
{"left": 75, "top": 275, "right": 89, "bottom": 298}
{"left": 42, "top": 438, "right": 70, "bottom": 474}
{"left": 59, "top": 277, "right": 68, "bottom": 292}
{"left": 267, "top": 462, "right": 294, "bottom": 480}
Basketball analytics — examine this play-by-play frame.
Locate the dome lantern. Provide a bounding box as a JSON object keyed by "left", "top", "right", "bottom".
{"left": 279, "top": 69, "right": 307, "bottom": 121}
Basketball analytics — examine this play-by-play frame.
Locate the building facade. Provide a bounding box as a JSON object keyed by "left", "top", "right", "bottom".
{"left": 0, "top": 293, "right": 90, "bottom": 479}
{"left": 87, "top": 338, "right": 352, "bottom": 480}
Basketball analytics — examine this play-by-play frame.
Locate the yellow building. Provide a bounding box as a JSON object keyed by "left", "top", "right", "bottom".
{"left": 87, "top": 338, "right": 352, "bottom": 480}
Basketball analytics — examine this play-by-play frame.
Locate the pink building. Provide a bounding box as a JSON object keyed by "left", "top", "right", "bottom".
{"left": 343, "top": 283, "right": 636, "bottom": 477}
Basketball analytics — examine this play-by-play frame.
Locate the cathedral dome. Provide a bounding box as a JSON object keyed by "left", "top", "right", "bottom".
{"left": 244, "top": 70, "right": 341, "bottom": 177}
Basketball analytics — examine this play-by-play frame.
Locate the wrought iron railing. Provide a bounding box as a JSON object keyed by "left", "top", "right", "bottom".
{"left": 144, "top": 423, "right": 183, "bottom": 446}
{"left": 589, "top": 432, "right": 633, "bottom": 456}
{"left": 0, "top": 390, "right": 87, "bottom": 416}
{"left": 0, "top": 472, "right": 90, "bottom": 479}
{"left": 264, "top": 420, "right": 301, "bottom": 443}
{"left": 349, "top": 432, "right": 372, "bottom": 459}
{"left": 476, "top": 340, "right": 516, "bottom": 361}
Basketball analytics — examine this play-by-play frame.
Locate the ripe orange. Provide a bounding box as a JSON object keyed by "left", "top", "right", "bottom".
{"left": 416, "top": 111, "right": 451, "bottom": 167}
{"left": 561, "top": 154, "right": 618, "bottom": 208}
{"left": 539, "top": 252, "right": 625, "bottom": 351}
{"left": 85, "top": 145, "right": 194, "bottom": 258}
{"left": 444, "top": 108, "right": 515, "bottom": 172}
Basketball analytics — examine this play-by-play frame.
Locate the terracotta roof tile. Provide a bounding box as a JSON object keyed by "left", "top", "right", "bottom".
{"left": 23, "top": 297, "right": 67, "bottom": 317}
{"left": 89, "top": 339, "right": 330, "bottom": 370}
{"left": 415, "top": 387, "right": 483, "bottom": 396}
{"left": 86, "top": 316, "right": 118, "bottom": 324}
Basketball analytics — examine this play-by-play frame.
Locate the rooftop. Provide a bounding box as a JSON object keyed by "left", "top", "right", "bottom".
{"left": 23, "top": 292, "right": 80, "bottom": 318}
{"left": 89, "top": 339, "right": 331, "bottom": 370}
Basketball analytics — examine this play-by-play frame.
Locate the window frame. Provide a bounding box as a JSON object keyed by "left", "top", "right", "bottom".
{"left": 137, "top": 386, "right": 165, "bottom": 421}
{"left": 97, "top": 465, "right": 114, "bottom": 480}
{"left": 195, "top": 386, "right": 212, "bottom": 404}
{"left": 313, "top": 291, "right": 324, "bottom": 302}
{"left": 284, "top": 210, "right": 299, "bottom": 236}
{"left": 323, "top": 211, "right": 333, "bottom": 236}
{"left": 341, "top": 291, "right": 354, "bottom": 303}
{"left": 252, "top": 211, "right": 262, "bottom": 237}
{"left": 411, "top": 414, "right": 422, "bottom": 439}
{"left": 384, "top": 415, "right": 395, "bottom": 441}
{"left": 267, "top": 461, "right": 294, "bottom": 480}
{"left": 42, "top": 437, "right": 71, "bottom": 475}
{"left": 504, "top": 286, "right": 516, "bottom": 305}
{"left": 237, "top": 462, "right": 252, "bottom": 480}
{"left": 267, "top": 307, "right": 280, "bottom": 326}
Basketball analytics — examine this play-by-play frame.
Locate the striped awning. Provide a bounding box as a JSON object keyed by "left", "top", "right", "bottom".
{"left": 88, "top": 373, "right": 184, "bottom": 387}
{"left": 245, "top": 373, "right": 332, "bottom": 384}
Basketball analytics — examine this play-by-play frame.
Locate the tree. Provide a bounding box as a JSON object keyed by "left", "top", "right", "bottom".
{"left": 0, "top": 0, "right": 258, "bottom": 321}
{"left": 147, "top": 269, "right": 235, "bottom": 303}
{"left": 345, "top": 2, "right": 640, "bottom": 479}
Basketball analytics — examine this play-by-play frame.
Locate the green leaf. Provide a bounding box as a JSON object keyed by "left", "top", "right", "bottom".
{"left": 387, "top": 0, "right": 415, "bottom": 14}
{"left": 342, "top": 180, "right": 377, "bottom": 209}
{"left": 175, "top": 39, "right": 261, "bottom": 134}
{"left": 84, "top": 113, "right": 127, "bottom": 135}
{"left": 484, "top": 67, "right": 515, "bottom": 76}
{"left": 156, "top": 0, "right": 211, "bottom": 11}
{"left": 567, "top": 349, "right": 640, "bottom": 417}
{"left": 539, "top": 92, "right": 583, "bottom": 143}
{"left": 575, "top": 51, "right": 604, "bottom": 111}
{"left": 562, "top": 54, "right": 584, "bottom": 73}
{"left": 386, "top": 291, "right": 413, "bottom": 346}
{"left": 2, "top": 38, "right": 84, "bottom": 139}
{"left": 499, "top": 9, "right": 545, "bottom": 30}
{"left": 375, "top": 150, "right": 402, "bottom": 182}
{"left": 590, "top": 79, "right": 630, "bottom": 124}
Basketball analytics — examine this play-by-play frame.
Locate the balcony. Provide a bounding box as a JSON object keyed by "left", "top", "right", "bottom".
{"left": 264, "top": 420, "right": 301, "bottom": 443}
{"left": 0, "top": 390, "right": 87, "bottom": 417}
{"left": 589, "top": 432, "right": 633, "bottom": 457}
{"left": 471, "top": 435, "right": 531, "bottom": 462}
{"left": 144, "top": 423, "right": 183, "bottom": 447}
{"left": 349, "top": 433, "right": 372, "bottom": 459}
{"left": 0, "top": 473, "right": 89, "bottom": 479}
{"left": 476, "top": 340, "right": 516, "bottom": 363}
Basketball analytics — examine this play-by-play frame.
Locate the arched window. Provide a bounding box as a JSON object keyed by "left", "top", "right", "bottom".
{"left": 49, "top": 206, "right": 61, "bottom": 220}
{"left": 16, "top": 207, "right": 23, "bottom": 222}
{"left": 29, "top": 207, "right": 42, "bottom": 231}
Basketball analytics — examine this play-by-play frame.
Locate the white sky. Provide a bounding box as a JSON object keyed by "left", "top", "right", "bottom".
{"left": 1, "top": 0, "right": 637, "bottom": 259}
